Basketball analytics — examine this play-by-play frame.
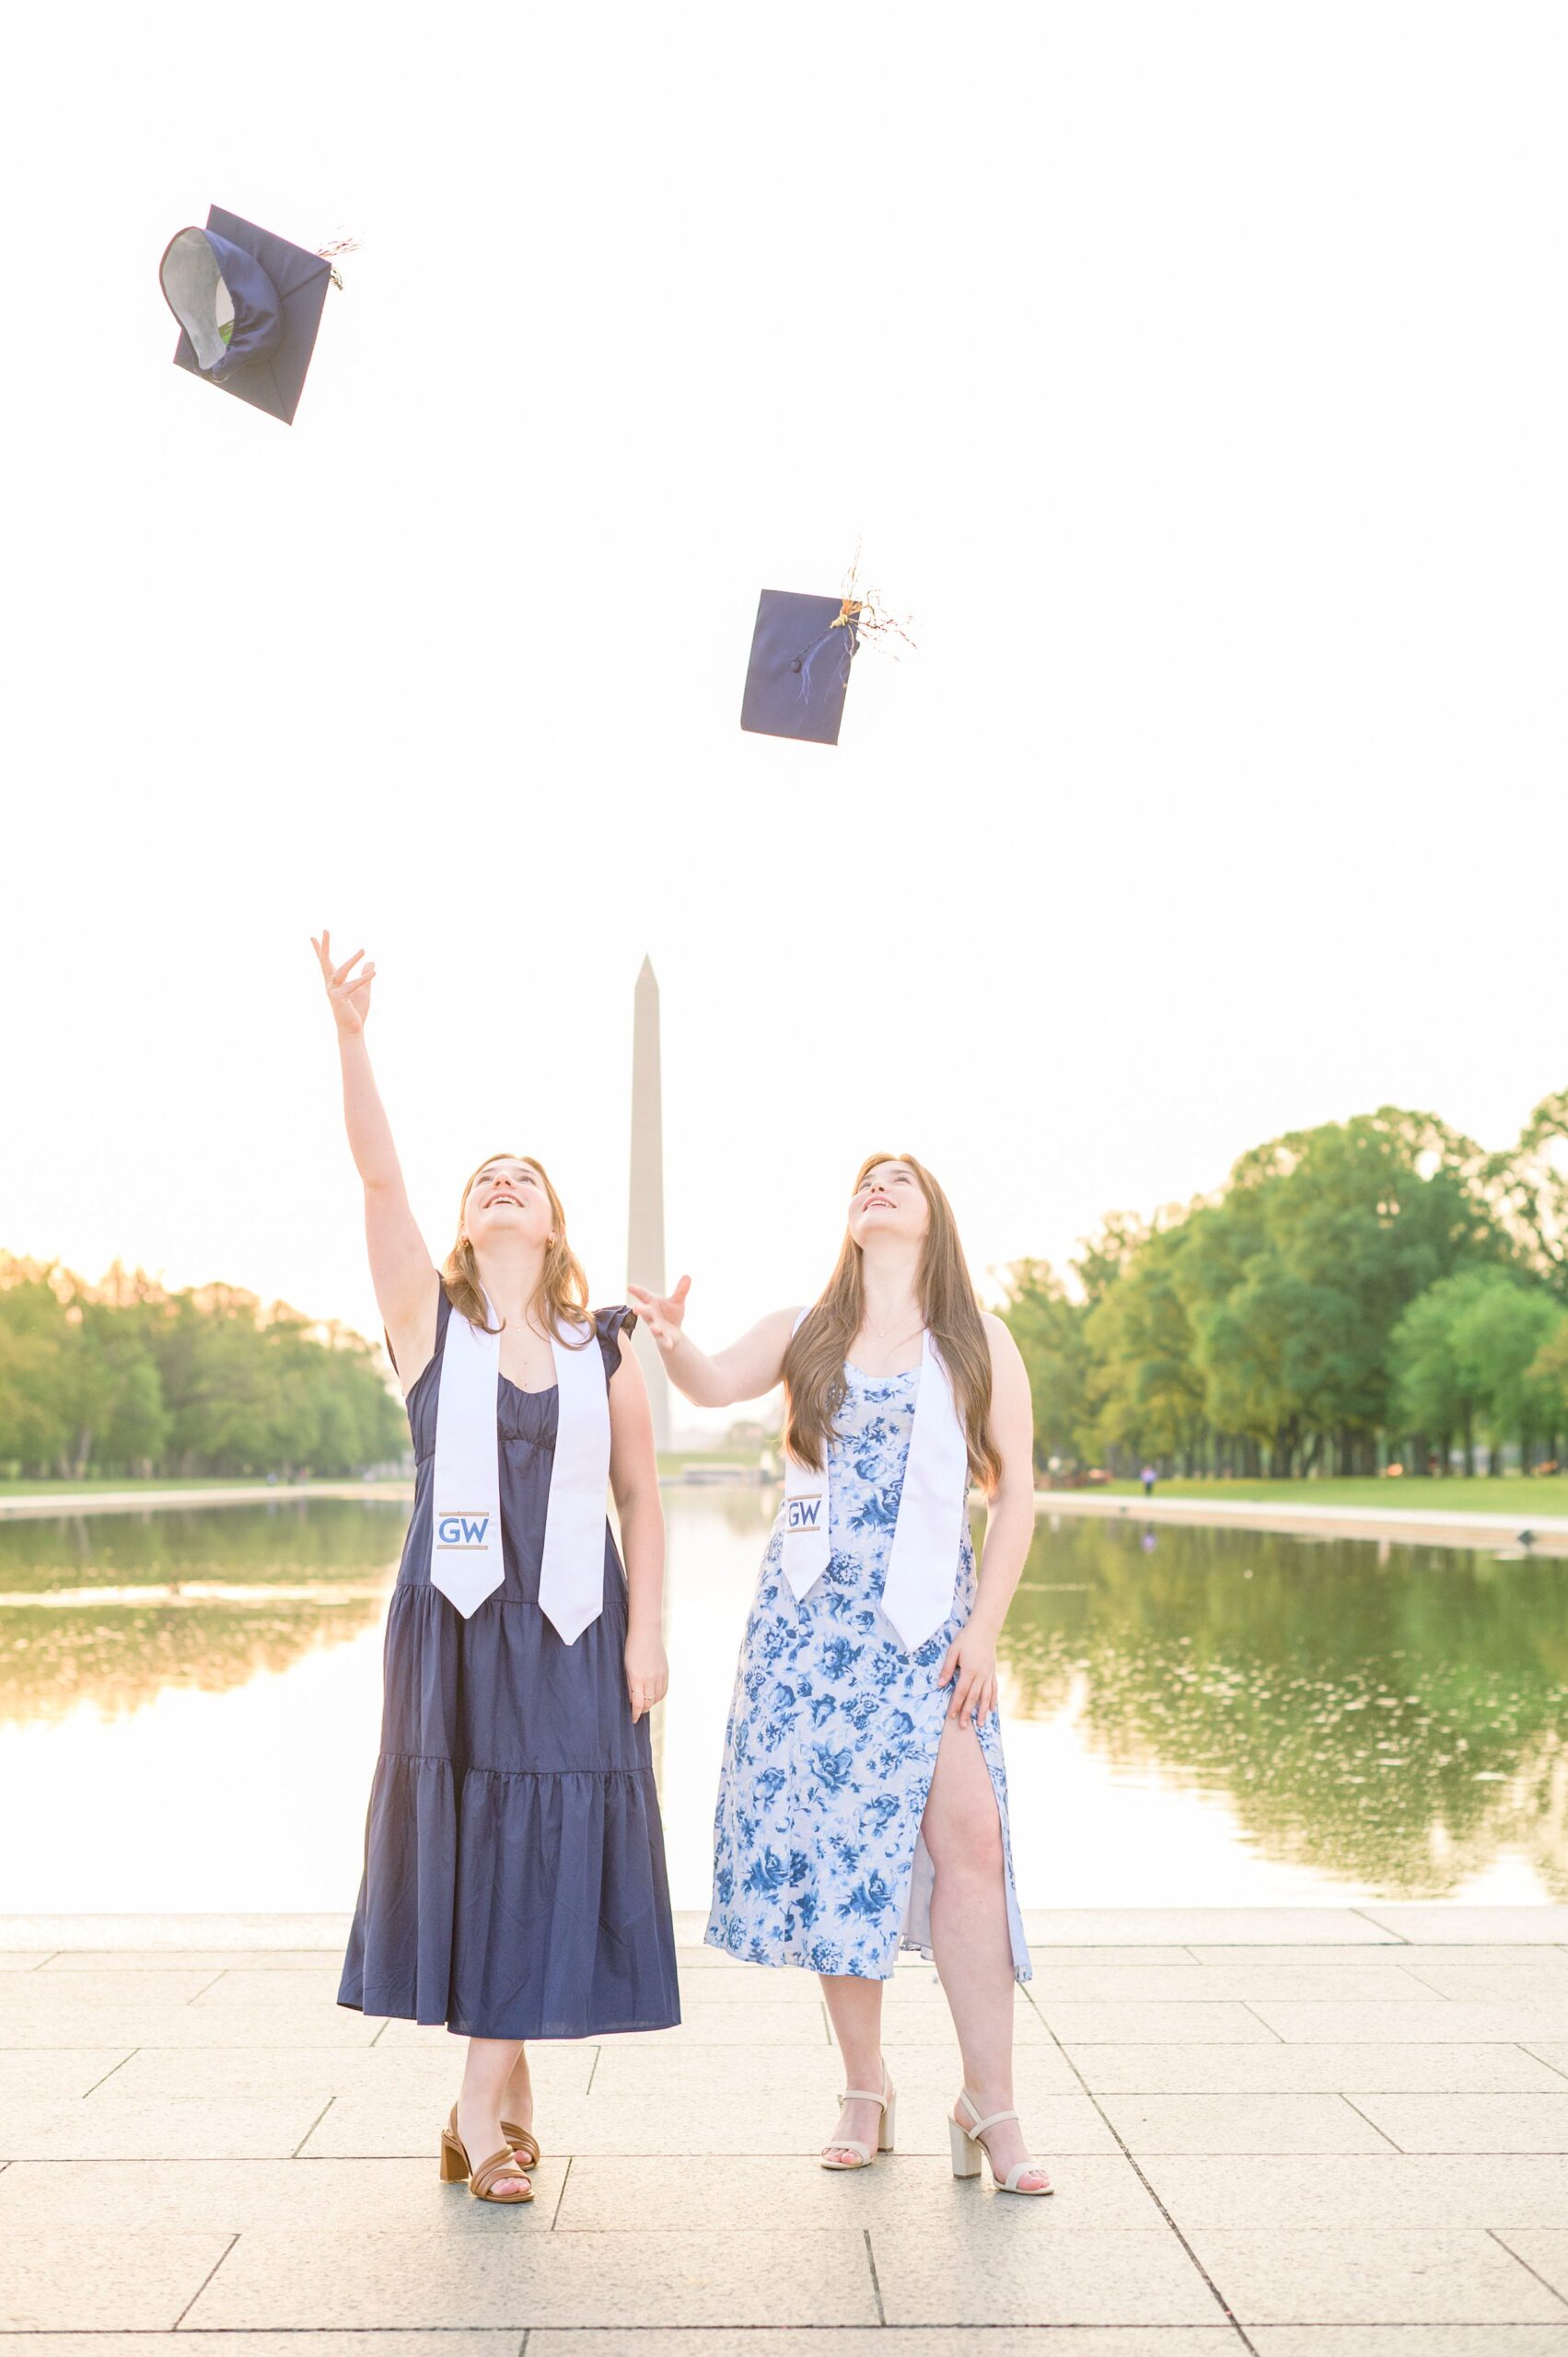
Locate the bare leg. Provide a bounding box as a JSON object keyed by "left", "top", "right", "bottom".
{"left": 921, "top": 1715, "right": 1049, "bottom": 2190}
{"left": 455, "top": 2036, "right": 531, "bottom": 2196}
{"left": 500, "top": 2042, "right": 534, "bottom": 2139}
{"left": 819, "top": 1970, "right": 887, "bottom": 2165}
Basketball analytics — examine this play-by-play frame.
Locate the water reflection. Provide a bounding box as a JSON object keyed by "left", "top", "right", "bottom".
{"left": 0, "top": 1502, "right": 403, "bottom": 1726}
{"left": 0, "top": 1494, "right": 1563, "bottom": 1909}
{"left": 0, "top": 1497, "right": 407, "bottom": 1595}
{"left": 1005, "top": 1512, "right": 1568, "bottom": 1900}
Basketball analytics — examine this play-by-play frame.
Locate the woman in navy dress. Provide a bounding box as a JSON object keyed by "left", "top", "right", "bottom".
{"left": 314, "top": 933, "right": 679, "bottom": 2205}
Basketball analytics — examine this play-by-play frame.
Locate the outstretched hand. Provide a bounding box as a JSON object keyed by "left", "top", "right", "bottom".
{"left": 311, "top": 928, "right": 375, "bottom": 1037}
{"left": 625, "top": 1274, "right": 691, "bottom": 1353}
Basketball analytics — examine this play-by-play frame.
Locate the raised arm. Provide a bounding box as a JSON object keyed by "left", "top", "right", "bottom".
{"left": 311, "top": 930, "right": 439, "bottom": 1392}
{"left": 625, "top": 1277, "right": 800, "bottom": 1408}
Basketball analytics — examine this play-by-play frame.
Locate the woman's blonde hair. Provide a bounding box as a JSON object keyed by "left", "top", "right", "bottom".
{"left": 442, "top": 1153, "right": 592, "bottom": 1345}
{"left": 782, "top": 1150, "right": 1001, "bottom": 1488}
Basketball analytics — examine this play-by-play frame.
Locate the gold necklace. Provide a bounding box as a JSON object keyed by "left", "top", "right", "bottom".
{"left": 856, "top": 1306, "right": 924, "bottom": 1369}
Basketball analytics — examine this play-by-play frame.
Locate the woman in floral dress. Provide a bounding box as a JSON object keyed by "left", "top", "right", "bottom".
{"left": 630, "top": 1152, "right": 1050, "bottom": 2195}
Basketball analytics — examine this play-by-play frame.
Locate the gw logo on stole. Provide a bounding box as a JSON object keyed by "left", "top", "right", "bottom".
{"left": 786, "top": 1496, "right": 824, "bottom": 1534}
{"left": 436, "top": 1512, "right": 492, "bottom": 1548}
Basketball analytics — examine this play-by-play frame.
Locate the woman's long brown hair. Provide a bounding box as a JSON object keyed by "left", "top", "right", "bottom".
{"left": 442, "top": 1153, "right": 593, "bottom": 1345}
{"left": 782, "top": 1150, "right": 1002, "bottom": 1489}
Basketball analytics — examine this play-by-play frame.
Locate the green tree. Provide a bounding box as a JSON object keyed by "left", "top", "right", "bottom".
{"left": 1391, "top": 1268, "right": 1564, "bottom": 1475}
{"left": 995, "top": 1260, "right": 1091, "bottom": 1469}
{"left": 0, "top": 1262, "right": 73, "bottom": 1474}
{"left": 1085, "top": 1223, "right": 1206, "bottom": 1471}
{"left": 1486, "top": 1086, "right": 1568, "bottom": 1297}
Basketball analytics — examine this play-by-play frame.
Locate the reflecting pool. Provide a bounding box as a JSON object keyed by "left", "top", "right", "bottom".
{"left": 1, "top": 1494, "right": 1564, "bottom": 1910}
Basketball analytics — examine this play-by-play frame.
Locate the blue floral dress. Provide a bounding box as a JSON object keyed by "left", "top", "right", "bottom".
{"left": 705, "top": 1362, "right": 1032, "bottom": 1982}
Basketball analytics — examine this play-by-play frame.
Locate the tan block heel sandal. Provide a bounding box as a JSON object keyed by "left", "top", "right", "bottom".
{"left": 439, "top": 2103, "right": 535, "bottom": 2202}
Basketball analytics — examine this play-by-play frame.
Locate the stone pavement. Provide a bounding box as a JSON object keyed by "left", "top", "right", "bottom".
{"left": 4, "top": 1907, "right": 1568, "bottom": 2352}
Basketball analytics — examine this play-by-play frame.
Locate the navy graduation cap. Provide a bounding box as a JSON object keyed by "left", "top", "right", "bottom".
{"left": 740, "top": 589, "right": 863, "bottom": 747}
{"left": 159, "top": 207, "right": 333, "bottom": 425}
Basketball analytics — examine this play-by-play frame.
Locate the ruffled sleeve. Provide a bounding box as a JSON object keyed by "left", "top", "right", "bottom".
{"left": 595, "top": 1304, "right": 638, "bottom": 1383}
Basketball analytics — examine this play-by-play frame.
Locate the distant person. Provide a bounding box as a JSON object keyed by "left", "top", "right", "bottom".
{"left": 631, "top": 1151, "right": 1052, "bottom": 2196}
{"left": 1141, "top": 1464, "right": 1156, "bottom": 1498}
{"left": 312, "top": 933, "right": 677, "bottom": 2208}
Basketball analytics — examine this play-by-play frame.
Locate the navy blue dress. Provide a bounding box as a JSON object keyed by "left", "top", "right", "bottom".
{"left": 338, "top": 1293, "right": 680, "bottom": 2039}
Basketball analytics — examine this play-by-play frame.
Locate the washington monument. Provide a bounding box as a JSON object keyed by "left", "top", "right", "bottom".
{"left": 627, "top": 955, "right": 670, "bottom": 1449}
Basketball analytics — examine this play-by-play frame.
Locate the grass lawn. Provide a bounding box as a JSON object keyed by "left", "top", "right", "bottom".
{"left": 1086, "top": 1474, "right": 1568, "bottom": 1516}
{"left": 0, "top": 1474, "right": 401, "bottom": 1497}
{"left": 0, "top": 1474, "right": 290, "bottom": 1495}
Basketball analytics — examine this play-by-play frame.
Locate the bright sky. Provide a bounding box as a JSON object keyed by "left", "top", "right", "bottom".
{"left": 6, "top": 5, "right": 1565, "bottom": 1399}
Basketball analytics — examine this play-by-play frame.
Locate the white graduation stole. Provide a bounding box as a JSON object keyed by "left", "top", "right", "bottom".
{"left": 431, "top": 1296, "right": 612, "bottom": 1643}
{"left": 781, "top": 1324, "right": 971, "bottom": 1652}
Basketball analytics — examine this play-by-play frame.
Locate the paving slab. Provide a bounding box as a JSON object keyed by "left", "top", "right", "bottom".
{"left": 0, "top": 2003, "right": 381, "bottom": 2048}
{"left": 1358, "top": 1910, "right": 1568, "bottom": 1945}
{"left": 1187, "top": 1948, "right": 1568, "bottom": 1970}
{"left": 1041, "top": 2002, "right": 1282, "bottom": 2042}
{"left": 1071, "top": 2046, "right": 1568, "bottom": 2094}
{"left": 183, "top": 2224, "right": 880, "bottom": 2328}
{"left": 527, "top": 2337, "right": 1237, "bottom": 2357}
{"left": 94, "top": 2041, "right": 594, "bottom": 2103}
{"left": 0, "top": 1968, "right": 221, "bottom": 2008}
{"left": 554, "top": 2149, "right": 1162, "bottom": 2230}
{"left": 35, "top": 1950, "right": 343, "bottom": 1971}
{"left": 1017, "top": 1947, "right": 1204, "bottom": 1968}
{"left": 0, "top": 2340, "right": 517, "bottom": 2357}
{"left": 668, "top": 1952, "right": 830, "bottom": 1992}
{"left": 1187, "top": 2229, "right": 1568, "bottom": 2324}
{"left": 1348, "top": 2095, "right": 1568, "bottom": 2153}
{"left": 1096, "top": 2095, "right": 1397, "bottom": 2154}
{"left": 0, "top": 2048, "right": 134, "bottom": 2098}
{"left": 1029, "top": 1968, "right": 1434, "bottom": 2003}
{"left": 1017, "top": 1911, "right": 1388, "bottom": 1945}
{"left": 1250, "top": 2005, "right": 1568, "bottom": 2045}
{"left": 0, "top": 1914, "right": 353, "bottom": 1950}
{"left": 1525, "top": 2047, "right": 1568, "bottom": 2082}
{"left": 1141, "top": 2154, "right": 1568, "bottom": 2229}
{"left": 585, "top": 2040, "right": 1082, "bottom": 2099}
{"left": 1497, "top": 2241, "right": 1568, "bottom": 2303}
{"left": 0, "top": 2229, "right": 235, "bottom": 2330}
{"left": 190, "top": 1969, "right": 348, "bottom": 2005}
{"left": 0, "top": 2096, "right": 327, "bottom": 2161}
{"left": 0, "top": 2155, "right": 567, "bottom": 2234}
{"left": 1250, "top": 2332, "right": 1568, "bottom": 2355}
{"left": 373, "top": 2003, "right": 825, "bottom": 2050}
{"left": 872, "top": 2223, "right": 1222, "bottom": 2325}
{"left": 1391, "top": 1969, "right": 1568, "bottom": 2004}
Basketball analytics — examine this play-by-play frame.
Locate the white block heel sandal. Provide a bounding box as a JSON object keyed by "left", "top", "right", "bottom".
{"left": 948, "top": 2088, "right": 1054, "bottom": 2195}
{"left": 820, "top": 2064, "right": 897, "bottom": 2170}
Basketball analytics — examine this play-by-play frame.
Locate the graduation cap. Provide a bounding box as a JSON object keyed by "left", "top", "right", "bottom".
{"left": 159, "top": 207, "right": 333, "bottom": 425}
{"left": 740, "top": 589, "right": 863, "bottom": 747}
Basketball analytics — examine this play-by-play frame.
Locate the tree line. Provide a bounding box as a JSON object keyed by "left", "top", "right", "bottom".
{"left": 998, "top": 1091, "right": 1568, "bottom": 1480}
{"left": 0, "top": 1256, "right": 406, "bottom": 1480}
